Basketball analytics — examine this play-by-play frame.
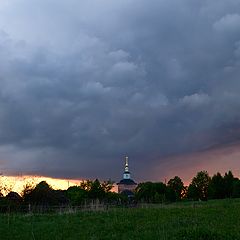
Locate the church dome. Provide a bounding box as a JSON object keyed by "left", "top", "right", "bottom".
{"left": 117, "top": 178, "right": 137, "bottom": 185}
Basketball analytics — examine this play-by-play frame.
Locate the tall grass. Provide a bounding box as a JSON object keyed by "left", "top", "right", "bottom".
{"left": 0, "top": 198, "right": 240, "bottom": 240}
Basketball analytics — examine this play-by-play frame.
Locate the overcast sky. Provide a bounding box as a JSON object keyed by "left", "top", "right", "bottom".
{"left": 0, "top": 0, "right": 240, "bottom": 182}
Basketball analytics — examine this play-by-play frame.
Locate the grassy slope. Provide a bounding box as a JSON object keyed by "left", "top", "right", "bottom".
{"left": 0, "top": 199, "right": 240, "bottom": 240}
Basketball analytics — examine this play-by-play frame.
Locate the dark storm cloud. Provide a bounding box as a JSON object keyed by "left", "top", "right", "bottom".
{"left": 0, "top": 0, "right": 240, "bottom": 180}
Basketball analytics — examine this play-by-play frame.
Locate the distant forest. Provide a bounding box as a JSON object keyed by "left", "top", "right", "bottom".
{"left": 0, "top": 170, "right": 240, "bottom": 212}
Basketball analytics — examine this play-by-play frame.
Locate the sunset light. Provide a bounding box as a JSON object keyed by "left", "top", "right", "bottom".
{"left": 1, "top": 0, "right": 240, "bottom": 238}
{"left": 0, "top": 175, "right": 82, "bottom": 196}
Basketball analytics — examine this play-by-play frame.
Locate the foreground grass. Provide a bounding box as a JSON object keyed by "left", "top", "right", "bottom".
{"left": 1, "top": 199, "right": 240, "bottom": 240}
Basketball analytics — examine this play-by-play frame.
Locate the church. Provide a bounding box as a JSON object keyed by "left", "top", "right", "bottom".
{"left": 117, "top": 156, "right": 137, "bottom": 197}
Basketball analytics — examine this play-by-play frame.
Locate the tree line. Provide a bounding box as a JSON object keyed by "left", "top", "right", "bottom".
{"left": 1, "top": 170, "right": 240, "bottom": 211}
{"left": 136, "top": 170, "right": 240, "bottom": 203}
{"left": 0, "top": 179, "right": 124, "bottom": 211}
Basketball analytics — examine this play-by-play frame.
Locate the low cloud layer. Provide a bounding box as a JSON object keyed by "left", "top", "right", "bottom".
{"left": 0, "top": 0, "right": 240, "bottom": 180}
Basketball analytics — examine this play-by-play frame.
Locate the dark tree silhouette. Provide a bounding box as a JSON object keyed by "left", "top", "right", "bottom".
{"left": 223, "top": 171, "right": 235, "bottom": 198}
{"left": 66, "top": 186, "right": 88, "bottom": 205}
{"left": 187, "top": 183, "right": 199, "bottom": 201}
{"left": 136, "top": 182, "right": 167, "bottom": 203}
{"left": 88, "top": 179, "right": 106, "bottom": 200}
{"left": 6, "top": 192, "right": 22, "bottom": 203}
{"left": 187, "top": 171, "right": 210, "bottom": 201}
{"left": 24, "top": 181, "right": 67, "bottom": 206}
{"left": 136, "top": 182, "right": 155, "bottom": 203}
{"left": 208, "top": 172, "right": 225, "bottom": 199}
{"left": 21, "top": 182, "right": 34, "bottom": 198}
{"left": 167, "top": 176, "right": 184, "bottom": 201}
{"left": 233, "top": 179, "right": 240, "bottom": 198}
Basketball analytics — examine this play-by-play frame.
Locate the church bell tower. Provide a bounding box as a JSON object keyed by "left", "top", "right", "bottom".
{"left": 117, "top": 156, "right": 137, "bottom": 195}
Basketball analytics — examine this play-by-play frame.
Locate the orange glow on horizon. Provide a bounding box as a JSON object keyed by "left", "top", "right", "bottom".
{"left": 0, "top": 175, "right": 83, "bottom": 196}
{"left": 0, "top": 175, "right": 118, "bottom": 196}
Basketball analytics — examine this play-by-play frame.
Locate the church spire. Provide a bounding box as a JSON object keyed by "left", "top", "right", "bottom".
{"left": 123, "top": 156, "right": 131, "bottom": 179}
{"left": 125, "top": 156, "right": 129, "bottom": 172}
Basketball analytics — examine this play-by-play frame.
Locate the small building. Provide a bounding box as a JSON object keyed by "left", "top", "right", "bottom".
{"left": 117, "top": 156, "right": 137, "bottom": 197}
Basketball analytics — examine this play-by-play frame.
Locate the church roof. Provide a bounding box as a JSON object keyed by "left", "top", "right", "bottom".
{"left": 117, "top": 178, "right": 137, "bottom": 185}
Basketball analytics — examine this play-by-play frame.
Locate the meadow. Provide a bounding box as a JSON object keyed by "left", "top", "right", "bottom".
{"left": 0, "top": 199, "right": 240, "bottom": 240}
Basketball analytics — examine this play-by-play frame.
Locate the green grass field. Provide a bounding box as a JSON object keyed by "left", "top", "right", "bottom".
{"left": 1, "top": 199, "right": 240, "bottom": 240}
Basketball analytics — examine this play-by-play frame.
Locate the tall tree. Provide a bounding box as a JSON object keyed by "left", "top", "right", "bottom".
{"left": 167, "top": 176, "right": 184, "bottom": 201}
{"left": 186, "top": 184, "right": 199, "bottom": 201}
{"left": 88, "top": 179, "right": 105, "bottom": 200}
{"left": 208, "top": 172, "right": 225, "bottom": 199}
{"left": 135, "top": 182, "right": 167, "bottom": 203}
{"left": 66, "top": 186, "right": 88, "bottom": 205}
{"left": 24, "top": 181, "right": 60, "bottom": 205}
{"left": 188, "top": 171, "right": 210, "bottom": 201}
{"left": 223, "top": 171, "right": 235, "bottom": 198}
{"left": 233, "top": 179, "right": 240, "bottom": 198}
{"left": 135, "top": 182, "right": 155, "bottom": 203}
